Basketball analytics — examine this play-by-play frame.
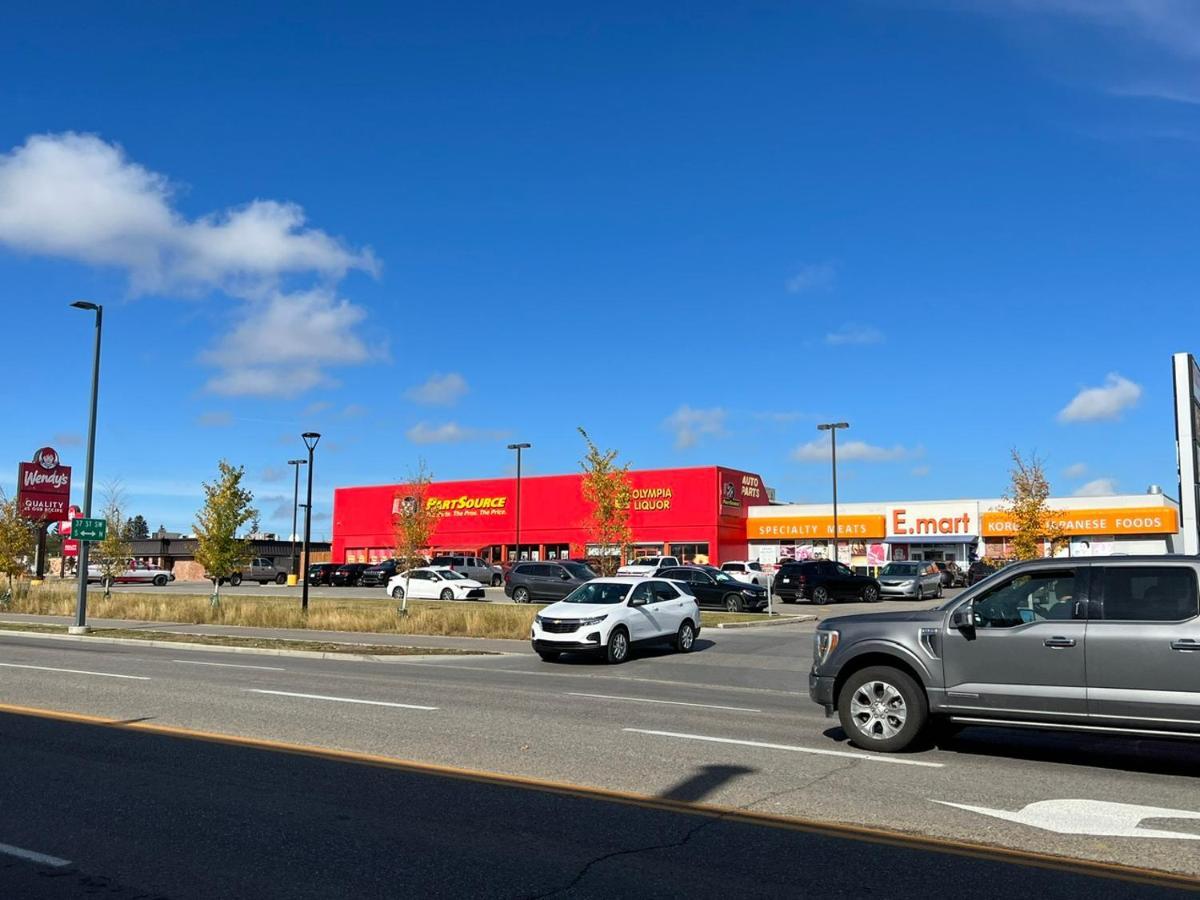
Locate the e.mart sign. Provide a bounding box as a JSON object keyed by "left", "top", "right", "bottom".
{"left": 981, "top": 507, "right": 1179, "bottom": 537}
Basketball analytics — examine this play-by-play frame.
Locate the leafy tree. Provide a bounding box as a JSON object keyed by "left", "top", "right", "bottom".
{"left": 121, "top": 515, "right": 149, "bottom": 540}
{"left": 0, "top": 491, "right": 35, "bottom": 593}
{"left": 194, "top": 460, "right": 257, "bottom": 607}
{"left": 578, "top": 427, "right": 633, "bottom": 575}
{"left": 392, "top": 459, "right": 437, "bottom": 614}
{"left": 995, "top": 450, "right": 1065, "bottom": 561}
{"left": 94, "top": 482, "right": 133, "bottom": 597}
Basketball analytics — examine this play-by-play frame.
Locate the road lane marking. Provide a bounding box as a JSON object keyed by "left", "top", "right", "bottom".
{"left": 0, "top": 662, "right": 149, "bottom": 681}
{"left": 245, "top": 689, "right": 437, "bottom": 710}
{"left": 0, "top": 701, "right": 1193, "bottom": 892}
{"left": 567, "top": 692, "right": 761, "bottom": 713}
{"left": 932, "top": 799, "right": 1200, "bottom": 839}
{"left": 173, "top": 659, "right": 286, "bottom": 671}
{"left": 623, "top": 728, "right": 944, "bottom": 768}
{"left": 0, "top": 840, "right": 71, "bottom": 867}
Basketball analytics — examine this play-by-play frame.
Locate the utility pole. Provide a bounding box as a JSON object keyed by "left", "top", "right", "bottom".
{"left": 70, "top": 301, "right": 103, "bottom": 635}
{"left": 287, "top": 458, "right": 306, "bottom": 585}
{"left": 300, "top": 433, "right": 320, "bottom": 613}
{"left": 817, "top": 422, "right": 849, "bottom": 565}
{"left": 507, "top": 443, "right": 531, "bottom": 562}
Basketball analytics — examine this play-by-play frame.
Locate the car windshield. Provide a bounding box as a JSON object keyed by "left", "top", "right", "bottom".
{"left": 561, "top": 562, "right": 596, "bottom": 579}
{"left": 434, "top": 569, "right": 466, "bottom": 580}
{"left": 562, "top": 582, "right": 630, "bottom": 604}
{"left": 882, "top": 563, "right": 921, "bottom": 576}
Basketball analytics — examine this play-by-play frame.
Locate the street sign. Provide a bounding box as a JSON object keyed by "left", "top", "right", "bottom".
{"left": 72, "top": 518, "right": 107, "bottom": 542}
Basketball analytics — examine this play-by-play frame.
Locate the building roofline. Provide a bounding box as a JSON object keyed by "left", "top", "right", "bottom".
{"left": 334, "top": 465, "right": 740, "bottom": 493}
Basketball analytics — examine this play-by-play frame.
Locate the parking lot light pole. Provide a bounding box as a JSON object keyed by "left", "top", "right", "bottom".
{"left": 300, "top": 433, "right": 320, "bottom": 613}
{"left": 817, "top": 422, "right": 849, "bottom": 565}
{"left": 507, "top": 443, "right": 531, "bottom": 562}
{"left": 70, "top": 301, "right": 103, "bottom": 635}
{"left": 287, "top": 458, "right": 306, "bottom": 585}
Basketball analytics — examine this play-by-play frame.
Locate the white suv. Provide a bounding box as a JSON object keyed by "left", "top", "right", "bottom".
{"left": 720, "top": 560, "right": 773, "bottom": 588}
{"left": 530, "top": 577, "right": 701, "bottom": 664}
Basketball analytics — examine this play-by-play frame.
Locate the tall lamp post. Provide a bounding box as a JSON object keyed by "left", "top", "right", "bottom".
{"left": 507, "top": 442, "right": 531, "bottom": 562}
{"left": 816, "top": 422, "right": 849, "bottom": 565}
{"left": 287, "top": 458, "right": 306, "bottom": 585}
{"left": 70, "top": 301, "right": 103, "bottom": 635}
{"left": 300, "top": 433, "right": 320, "bottom": 613}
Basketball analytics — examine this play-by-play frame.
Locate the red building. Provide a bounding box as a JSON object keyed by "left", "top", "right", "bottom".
{"left": 332, "top": 466, "right": 769, "bottom": 565}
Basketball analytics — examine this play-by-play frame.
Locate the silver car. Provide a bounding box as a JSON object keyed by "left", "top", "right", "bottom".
{"left": 877, "top": 561, "right": 943, "bottom": 599}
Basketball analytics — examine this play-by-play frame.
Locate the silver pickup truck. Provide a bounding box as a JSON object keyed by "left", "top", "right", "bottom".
{"left": 226, "top": 557, "right": 288, "bottom": 586}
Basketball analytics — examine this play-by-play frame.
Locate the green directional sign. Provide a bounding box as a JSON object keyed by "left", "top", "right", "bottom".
{"left": 72, "top": 518, "right": 107, "bottom": 542}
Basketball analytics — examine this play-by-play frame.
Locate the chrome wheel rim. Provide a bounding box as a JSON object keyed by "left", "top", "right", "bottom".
{"left": 611, "top": 632, "right": 627, "bottom": 660}
{"left": 681, "top": 625, "right": 694, "bottom": 649}
{"left": 515, "top": 589, "right": 527, "bottom": 603}
{"left": 850, "top": 680, "right": 907, "bottom": 741}
{"left": 864, "top": 588, "right": 877, "bottom": 602}
{"left": 814, "top": 587, "right": 827, "bottom": 603}
{"left": 725, "top": 598, "right": 738, "bottom": 611}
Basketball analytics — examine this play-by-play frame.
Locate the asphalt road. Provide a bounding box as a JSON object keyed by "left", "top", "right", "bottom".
{"left": 0, "top": 620, "right": 1197, "bottom": 896}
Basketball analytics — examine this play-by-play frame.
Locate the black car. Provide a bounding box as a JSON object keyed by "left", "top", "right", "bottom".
{"left": 773, "top": 559, "right": 880, "bottom": 604}
{"left": 306, "top": 562, "right": 337, "bottom": 586}
{"left": 504, "top": 560, "right": 597, "bottom": 604}
{"left": 331, "top": 563, "right": 369, "bottom": 586}
{"left": 935, "top": 561, "right": 966, "bottom": 587}
{"left": 360, "top": 560, "right": 399, "bottom": 587}
{"left": 659, "top": 565, "right": 768, "bottom": 612}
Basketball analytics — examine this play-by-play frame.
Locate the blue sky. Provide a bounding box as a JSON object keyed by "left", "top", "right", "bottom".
{"left": 2, "top": 0, "right": 1199, "bottom": 538}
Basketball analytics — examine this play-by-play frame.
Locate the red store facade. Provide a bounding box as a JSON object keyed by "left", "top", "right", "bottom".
{"left": 332, "top": 466, "right": 769, "bottom": 565}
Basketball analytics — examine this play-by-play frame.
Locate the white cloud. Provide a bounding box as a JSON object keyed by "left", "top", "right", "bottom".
{"left": 824, "top": 324, "right": 884, "bottom": 346}
{"left": 405, "top": 421, "right": 506, "bottom": 444}
{"left": 663, "top": 405, "right": 727, "bottom": 449}
{"left": 792, "top": 436, "right": 913, "bottom": 463}
{"left": 1057, "top": 373, "right": 1142, "bottom": 422}
{"left": 196, "top": 411, "right": 232, "bottom": 427}
{"left": 785, "top": 262, "right": 836, "bottom": 294}
{"left": 0, "top": 133, "right": 379, "bottom": 397}
{"left": 1074, "top": 477, "right": 1118, "bottom": 496}
{"left": 304, "top": 400, "right": 332, "bottom": 416}
{"left": 405, "top": 372, "right": 469, "bottom": 406}
{"left": 1064, "top": 462, "right": 1089, "bottom": 478}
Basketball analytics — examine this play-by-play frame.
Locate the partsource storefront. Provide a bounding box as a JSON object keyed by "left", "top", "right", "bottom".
{"left": 332, "top": 466, "right": 769, "bottom": 565}
{"left": 746, "top": 492, "right": 1181, "bottom": 569}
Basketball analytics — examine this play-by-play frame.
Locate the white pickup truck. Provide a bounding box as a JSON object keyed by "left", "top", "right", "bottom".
{"left": 87, "top": 560, "right": 174, "bottom": 587}
{"left": 616, "top": 555, "right": 679, "bottom": 576}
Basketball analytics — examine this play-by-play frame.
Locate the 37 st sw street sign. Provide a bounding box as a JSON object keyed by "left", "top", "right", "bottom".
{"left": 70, "top": 518, "right": 107, "bottom": 542}
{"left": 17, "top": 447, "right": 71, "bottom": 521}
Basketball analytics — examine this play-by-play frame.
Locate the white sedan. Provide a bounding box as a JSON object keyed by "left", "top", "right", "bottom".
{"left": 386, "top": 567, "right": 487, "bottom": 601}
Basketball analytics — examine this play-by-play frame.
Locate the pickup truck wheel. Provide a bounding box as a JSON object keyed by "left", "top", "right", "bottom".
{"left": 839, "top": 666, "right": 928, "bottom": 752}
{"left": 723, "top": 594, "right": 743, "bottom": 612}
{"left": 391, "top": 586, "right": 404, "bottom": 600}
{"left": 153, "top": 574, "right": 168, "bottom": 587}
{"left": 275, "top": 573, "right": 287, "bottom": 585}
{"left": 811, "top": 585, "right": 829, "bottom": 605}
{"left": 229, "top": 573, "right": 242, "bottom": 587}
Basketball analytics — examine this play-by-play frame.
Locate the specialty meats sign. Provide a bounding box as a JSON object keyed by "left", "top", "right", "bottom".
{"left": 17, "top": 447, "right": 72, "bottom": 521}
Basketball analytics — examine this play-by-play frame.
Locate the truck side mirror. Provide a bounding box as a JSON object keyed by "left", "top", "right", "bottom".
{"left": 950, "top": 601, "right": 975, "bottom": 631}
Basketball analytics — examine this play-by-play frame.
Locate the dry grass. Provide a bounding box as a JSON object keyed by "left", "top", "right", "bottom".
{"left": 6, "top": 584, "right": 538, "bottom": 640}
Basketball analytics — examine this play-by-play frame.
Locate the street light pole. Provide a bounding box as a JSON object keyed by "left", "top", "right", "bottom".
{"left": 507, "top": 443, "right": 531, "bottom": 562}
{"left": 287, "top": 458, "right": 306, "bottom": 585}
{"left": 817, "top": 422, "right": 849, "bottom": 565}
{"left": 70, "top": 301, "right": 103, "bottom": 635}
{"left": 300, "top": 433, "right": 321, "bottom": 613}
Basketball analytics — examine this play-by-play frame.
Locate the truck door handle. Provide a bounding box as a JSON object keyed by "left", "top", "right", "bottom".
{"left": 1170, "top": 639, "right": 1200, "bottom": 652}
{"left": 1043, "top": 637, "right": 1076, "bottom": 649}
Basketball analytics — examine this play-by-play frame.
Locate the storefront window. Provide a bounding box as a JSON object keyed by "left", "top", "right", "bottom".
{"left": 670, "top": 543, "right": 709, "bottom": 565}
{"left": 543, "top": 544, "right": 570, "bottom": 560}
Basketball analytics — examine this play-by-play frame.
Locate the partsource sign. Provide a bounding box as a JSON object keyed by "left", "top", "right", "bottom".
{"left": 17, "top": 447, "right": 71, "bottom": 522}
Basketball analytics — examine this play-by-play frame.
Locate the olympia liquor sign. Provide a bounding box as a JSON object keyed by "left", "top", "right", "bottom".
{"left": 17, "top": 446, "right": 72, "bottom": 521}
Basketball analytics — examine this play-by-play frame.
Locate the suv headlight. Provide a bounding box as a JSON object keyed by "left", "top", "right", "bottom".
{"left": 814, "top": 629, "right": 840, "bottom": 665}
{"left": 534, "top": 615, "right": 545, "bottom": 625}
{"left": 578, "top": 615, "right": 608, "bottom": 626}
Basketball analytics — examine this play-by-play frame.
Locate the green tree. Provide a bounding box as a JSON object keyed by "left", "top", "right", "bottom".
{"left": 94, "top": 483, "right": 133, "bottom": 597}
{"left": 194, "top": 460, "right": 257, "bottom": 607}
{"left": 577, "top": 427, "right": 633, "bottom": 575}
{"left": 121, "top": 514, "right": 149, "bottom": 540}
{"left": 392, "top": 459, "right": 437, "bottom": 614}
{"left": 996, "top": 449, "right": 1065, "bottom": 561}
{"left": 0, "top": 491, "right": 35, "bottom": 594}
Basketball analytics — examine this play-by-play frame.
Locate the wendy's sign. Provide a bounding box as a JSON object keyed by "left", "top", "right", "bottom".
{"left": 18, "top": 447, "right": 72, "bottom": 521}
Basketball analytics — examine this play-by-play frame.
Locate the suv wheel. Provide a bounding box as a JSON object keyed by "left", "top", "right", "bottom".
{"left": 839, "top": 666, "right": 928, "bottom": 752}
{"left": 229, "top": 573, "right": 242, "bottom": 587}
{"left": 860, "top": 585, "right": 879, "bottom": 603}
{"left": 811, "top": 585, "right": 829, "bottom": 605}
{"left": 153, "top": 574, "right": 168, "bottom": 587}
{"left": 513, "top": 587, "right": 530, "bottom": 604}
{"left": 723, "top": 594, "right": 743, "bottom": 612}
{"left": 276, "top": 573, "right": 287, "bottom": 585}
{"left": 674, "top": 620, "right": 696, "bottom": 653}
{"left": 605, "top": 627, "right": 630, "bottom": 664}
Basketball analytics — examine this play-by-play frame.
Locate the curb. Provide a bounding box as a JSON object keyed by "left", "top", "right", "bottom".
{"left": 0, "top": 626, "right": 503, "bottom": 663}
{"left": 715, "top": 614, "right": 815, "bottom": 629}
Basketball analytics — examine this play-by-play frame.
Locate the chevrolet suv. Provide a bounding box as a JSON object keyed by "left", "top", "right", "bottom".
{"left": 810, "top": 556, "right": 1200, "bottom": 752}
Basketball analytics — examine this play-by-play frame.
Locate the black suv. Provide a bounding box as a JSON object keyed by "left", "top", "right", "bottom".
{"left": 774, "top": 559, "right": 880, "bottom": 605}
{"left": 505, "top": 561, "right": 596, "bottom": 604}
{"left": 659, "top": 565, "right": 768, "bottom": 611}
{"left": 332, "top": 563, "right": 369, "bottom": 586}
{"left": 306, "top": 562, "right": 337, "bottom": 586}
{"left": 360, "top": 559, "right": 399, "bottom": 587}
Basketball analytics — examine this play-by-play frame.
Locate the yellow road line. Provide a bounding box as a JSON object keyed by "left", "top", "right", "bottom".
{"left": 0, "top": 701, "right": 1196, "bottom": 892}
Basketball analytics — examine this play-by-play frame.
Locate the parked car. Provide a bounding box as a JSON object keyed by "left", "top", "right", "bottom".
{"left": 387, "top": 567, "right": 487, "bottom": 601}
{"left": 616, "top": 555, "right": 679, "bottom": 576}
{"left": 773, "top": 559, "right": 881, "bottom": 605}
{"left": 720, "top": 560, "right": 773, "bottom": 589}
{"left": 505, "top": 560, "right": 597, "bottom": 604}
{"left": 224, "top": 557, "right": 287, "bottom": 586}
{"left": 332, "top": 563, "right": 369, "bottom": 586}
{"left": 360, "top": 559, "right": 399, "bottom": 587}
{"left": 810, "top": 556, "right": 1200, "bottom": 752}
{"left": 877, "top": 561, "right": 944, "bottom": 599}
{"left": 428, "top": 555, "right": 503, "bottom": 586}
{"left": 935, "top": 561, "right": 966, "bottom": 588}
{"left": 87, "top": 559, "right": 174, "bottom": 587}
{"left": 531, "top": 577, "right": 701, "bottom": 664}
{"left": 659, "top": 565, "right": 768, "bottom": 611}
{"left": 306, "top": 562, "right": 337, "bottom": 585}
{"left": 967, "top": 559, "right": 998, "bottom": 586}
